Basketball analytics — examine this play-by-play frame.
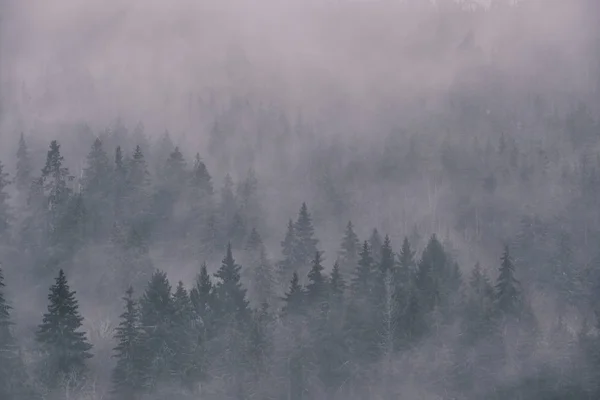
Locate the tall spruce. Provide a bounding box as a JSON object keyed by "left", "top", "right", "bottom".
{"left": 0, "top": 265, "right": 30, "bottom": 400}
{"left": 279, "top": 219, "right": 297, "bottom": 286}
{"left": 41, "top": 141, "right": 73, "bottom": 234}
{"left": 15, "top": 132, "right": 32, "bottom": 193}
{"left": 282, "top": 272, "right": 305, "bottom": 316}
{"left": 171, "top": 281, "right": 197, "bottom": 387}
{"left": 0, "top": 161, "right": 11, "bottom": 238}
{"left": 81, "top": 138, "right": 112, "bottom": 238}
{"left": 338, "top": 220, "right": 360, "bottom": 278}
{"left": 111, "top": 286, "right": 147, "bottom": 400}
{"left": 139, "top": 270, "right": 175, "bottom": 386}
{"left": 495, "top": 245, "right": 522, "bottom": 319}
{"left": 306, "top": 251, "right": 327, "bottom": 305}
{"left": 213, "top": 243, "right": 250, "bottom": 324}
{"left": 36, "top": 269, "right": 93, "bottom": 388}
{"left": 293, "top": 202, "right": 319, "bottom": 270}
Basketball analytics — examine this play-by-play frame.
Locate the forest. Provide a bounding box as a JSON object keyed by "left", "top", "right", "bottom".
{"left": 1, "top": 0, "right": 600, "bottom": 399}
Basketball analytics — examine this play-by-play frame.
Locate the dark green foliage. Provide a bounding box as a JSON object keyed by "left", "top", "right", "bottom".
{"left": 111, "top": 286, "right": 147, "bottom": 400}
{"left": 35, "top": 269, "right": 93, "bottom": 388}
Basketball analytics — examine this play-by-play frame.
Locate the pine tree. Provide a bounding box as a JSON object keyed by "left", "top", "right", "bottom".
{"left": 0, "top": 161, "right": 11, "bottom": 238}
{"left": 15, "top": 132, "right": 32, "bottom": 193}
{"left": 392, "top": 237, "right": 416, "bottom": 349}
{"left": 189, "top": 154, "right": 214, "bottom": 236}
{"left": 111, "top": 286, "right": 147, "bottom": 400}
{"left": 329, "top": 261, "right": 346, "bottom": 305}
{"left": 338, "top": 221, "right": 360, "bottom": 278}
{"left": 36, "top": 269, "right": 93, "bottom": 388}
{"left": 236, "top": 168, "right": 262, "bottom": 232}
{"left": 293, "top": 202, "right": 319, "bottom": 270}
{"left": 126, "top": 146, "right": 151, "bottom": 223}
{"left": 462, "top": 263, "right": 496, "bottom": 343}
{"left": 246, "top": 229, "right": 276, "bottom": 308}
{"left": 113, "top": 146, "right": 127, "bottom": 220}
{"left": 495, "top": 245, "right": 522, "bottom": 319}
{"left": 139, "top": 270, "right": 175, "bottom": 386}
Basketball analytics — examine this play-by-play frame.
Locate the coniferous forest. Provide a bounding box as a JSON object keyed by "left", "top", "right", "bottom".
{"left": 2, "top": 0, "right": 600, "bottom": 399}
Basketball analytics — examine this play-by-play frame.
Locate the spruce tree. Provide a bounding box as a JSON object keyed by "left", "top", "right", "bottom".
{"left": 36, "top": 269, "right": 93, "bottom": 388}
{"left": 495, "top": 245, "right": 522, "bottom": 319}
{"left": 329, "top": 261, "right": 346, "bottom": 305}
{"left": 213, "top": 243, "right": 250, "bottom": 324}
{"left": 236, "top": 168, "right": 262, "bottom": 232}
{"left": 369, "top": 228, "right": 383, "bottom": 265}
{"left": 282, "top": 272, "right": 305, "bottom": 316}
{"left": 219, "top": 174, "right": 237, "bottom": 239}
{"left": 246, "top": 229, "right": 276, "bottom": 308}
{"left": 15, "top": 132, "right": 32, "bottom": 193}
{"left": 338, "top": 220, "right": 360, "bottom": 278}
{"left": 293, "top": 202, "right": 319, "bottom": 269}
{"left": 111, "top": 286, "right": 147, "bottom": 400}
{"left": 0, "top": 266, "right": 30, "bottom": 400}
{"left": 171, "top": 281, "right": 196, "bottom": 387}
{"left": 190, "top": 262, "right": 214, "bottom": 333}
{"left": 139, "top": 270, "right": 175, "bottom": 386}
{"left": 81, "top": 138, "right": 112, "bottom": 238}
{"left": 351, "top": 241, "right": 375, "bottom": 299}
{"left": 306, "top": 251, "right": 327, "bottom": 305}
{"left": 278, "top": 219, "right": 297, "bottom": 286}
{"left": 0, "top": 161, "right": 11, "bottom": 238}
{"left": 41, "top": 141, "right": 73, "bottom": 234}
{"left": 189, "top": 153, "right": 214, "bottom": 236}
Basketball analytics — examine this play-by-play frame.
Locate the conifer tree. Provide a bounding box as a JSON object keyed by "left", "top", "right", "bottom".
{"left": 293, "top": 202, "right": 319, "bottom": 270}
{"left": 111, "top": 286, "right": 146, "bottom": 400}
{"left": 139, "top": 270, "right": 175, "bottom": 386}
{"left": 189, "top": 153, "right": 214, "bottom": 234}
{"left": 392, "top": 238, "right": 416, "bottom": 348}
{"left": 306, "top": 251, "right": 327, "bottom": 306}
{"left": 462, "top": 263, "right": 495, "bottom": 342}
{"left": 236, "top": 168, "right": 262, "bottom": 232}
{"left": 82, "top": 138, "right": 112, "bottom": 238}
{"left": 0, "top": 161, "right": 11, "bottom": 238}
{"left": 36, "top": 269, "right": 93, "bottom": 388}
{"left": 190, "top": 262, "right": 215, "bottom": 334}
{"left": 279, "top": 219, "right": 297, "bottom": 286}
{"left": 0, "top": 266, "right": 30, "bottom": 400}
{"left": 495, "top": 245, "right": 522, "bottom": 319}
{"left": 351, "top": 241, "right": 375, "bottom": 299}
{"left": 15, "top": 132, "right": 32, "bottom": 193}
{"left": 338, "top": 220, "right": 360, "bottom": 278}
{"left": 41, "top": 141, "right": 73, "bottom": 234}
{"left": 113, "top": 146, "right": 127, "bottom": 220}
{"left": 329, "top": 261, "right": 346, "bottom": 306}
{"left": 219, "top": 174, "right": 237, "bottom": 238}
{"left": 126, "top": 145, "right": 151, "bottom": 223}
{"left": 246, "top": 229, "right": 276, "bottom": 308}
{"left": 213, "top": 243, "right": 250, "bottom": 324}
{"left": 369, "top": 228, "right": 383, "bottom": 265}
{"left": 282, "top": 272, "right": 305, "bottom": 316}
{"left": 171, "top": 281, "right": 196, "bottom": 387}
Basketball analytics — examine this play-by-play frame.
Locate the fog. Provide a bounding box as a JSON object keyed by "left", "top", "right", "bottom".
{"left": 1, "top": 0, "right": 600, "bottom": 399}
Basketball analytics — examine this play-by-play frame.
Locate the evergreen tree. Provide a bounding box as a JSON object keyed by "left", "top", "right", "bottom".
{"left": 329, "top": 261, "right": 346, "bottom": 306}
{"left": 462, "top": 263, "right": 496, "bottom": 343}
{"left": 369, "top": 228, "right": 383, "bottom": 265}
{"left": 351, "top": 241, "right": 375, "bottom": 299}
{"left": 338, "top": 221, "right": 360, "bottom": 278}
{"left": 246, "top": 229, "right": 276, "bottom": 308}
{"left": 306, "top": 251, "right": 327, "bottom": 305}
{"left": 219, "top": 174, "right": 237, "bottom": 239}
{"left": 236, "top": 168, "right": 262, "bottom": 232}
{"left": 41, "top": 141, "right": 73, "bottom": 235}
{"left": 282, "top": 272, "right": 305, "bottom": 316}
{"left": 111, "top": 286, "right": 147, "bottom": 400}
{"left": 189, "top": 153, "right": 214, "bottom": 237}
{"left": 190, "top": 262, "right": 215, "bottom": 334}
{"left": 495, "top": 245, "right": 522, "bottom": 319}
{"left": 15, "top": 132, "right": 32, "bottom": 193}
{"left": 0, "top": 161, "right": 11, "bottom": 238}
{"left": 113, "top": 146, "right": 127, "bottom": 220}
{"left": 278, "top": 219, "right": 297, "bottom": 286}
{"left": 171, "top": 281, "right": 196, "bottom": 387}
{"left": 293, "top": 202, "right": 319, "bottom": 270}
{"left": 81, "top": 138, "right": 112, "bottom": 238}
{"left": 126, "top": 145, "right": 151, "bottom": 224}
{"left": 0, "top": 266, "right": 30, "bottom": 400}
{"left": 36, "top": 269, "right": 93, "bottom": 388}
{"left": 139, "top": 270, "right": 175, "bottom": 387}
{"left": 213, "top": 243, "right": 250, "bottom": 324}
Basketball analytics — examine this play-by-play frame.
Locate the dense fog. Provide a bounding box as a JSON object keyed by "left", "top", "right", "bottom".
{"left": 1, "top": 0, "right": 600, "bottom": 399}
